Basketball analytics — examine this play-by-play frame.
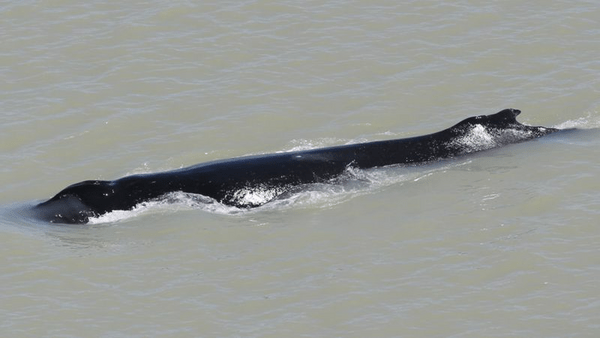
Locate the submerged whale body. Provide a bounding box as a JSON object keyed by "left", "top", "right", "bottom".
{"left": 33, "top": 109, "right": 558, "bottom": 224}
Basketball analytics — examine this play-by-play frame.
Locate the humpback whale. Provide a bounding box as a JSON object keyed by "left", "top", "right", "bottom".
{"left": 32, "top": 109, "right": 558, "bottom": 224}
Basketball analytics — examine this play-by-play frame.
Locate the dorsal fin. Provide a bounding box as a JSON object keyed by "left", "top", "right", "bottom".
{"left": 487, "top": 108, "right": 521, "bottom": 125}
{"left": 450, "top": 108, "right": 522, "bottom": 131}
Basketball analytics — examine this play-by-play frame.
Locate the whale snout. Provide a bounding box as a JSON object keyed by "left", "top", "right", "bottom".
{"left": 32, "top": 195, "right": 95, "bottom": 224}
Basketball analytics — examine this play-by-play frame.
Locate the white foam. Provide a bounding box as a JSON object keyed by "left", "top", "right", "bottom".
{"left": 555, "top": 111, "right": 600, "bottom": 129}
{"left": 87, "top": 192, "right": 235, "bottom": 224}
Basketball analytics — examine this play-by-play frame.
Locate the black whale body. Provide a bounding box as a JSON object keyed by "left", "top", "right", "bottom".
{"left": 33, "top": 109, "right": 558, "bottom": 224}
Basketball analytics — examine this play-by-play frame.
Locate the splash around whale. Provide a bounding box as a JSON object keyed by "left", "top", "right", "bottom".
{"left": 32, "top": 109, "right": 559, "bottom": 224}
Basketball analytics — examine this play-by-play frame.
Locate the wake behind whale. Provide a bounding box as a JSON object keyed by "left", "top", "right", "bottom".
{"left": 32, "top": 109, "right": 560, "bottom": 224}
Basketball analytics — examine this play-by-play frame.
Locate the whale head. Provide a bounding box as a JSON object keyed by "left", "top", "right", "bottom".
{"left": 33, "top": 180, "right": 119, "bottom": 224}
{"left": 32, "top": 175, "right": 167, "bottom": 224}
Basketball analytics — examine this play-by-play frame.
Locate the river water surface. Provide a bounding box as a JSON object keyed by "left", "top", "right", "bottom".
{"left": 1, "top": 1, "right": 600, "bottom": 337}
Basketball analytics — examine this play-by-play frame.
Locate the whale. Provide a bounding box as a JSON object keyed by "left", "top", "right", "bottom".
{"left": 32, "top": 108, "right": 559, "bottom": 224}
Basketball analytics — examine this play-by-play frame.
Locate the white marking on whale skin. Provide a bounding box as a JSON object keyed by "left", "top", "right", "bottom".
{"left": 451, "top": 124, "right": 539, "bottom": 154}
{"left": 451, "top": 124, "right": 498, "bottom": 153}
{"left": 231, "top": 184, "right": 288, "bottom": 207}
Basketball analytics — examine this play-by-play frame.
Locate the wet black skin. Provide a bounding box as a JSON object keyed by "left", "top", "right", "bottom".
{"left": 32, "top": 109, "right": 559, "bottom": 224}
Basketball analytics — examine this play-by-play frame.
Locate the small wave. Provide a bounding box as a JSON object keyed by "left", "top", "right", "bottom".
{"left": 279, "top": 137, "right": 354, "bottom": 153}
{"left": 555, "top": 111, "right": 600, "bottom": 129}
{"left": 88, "top": 192, "right": 237, "bottom": 224}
